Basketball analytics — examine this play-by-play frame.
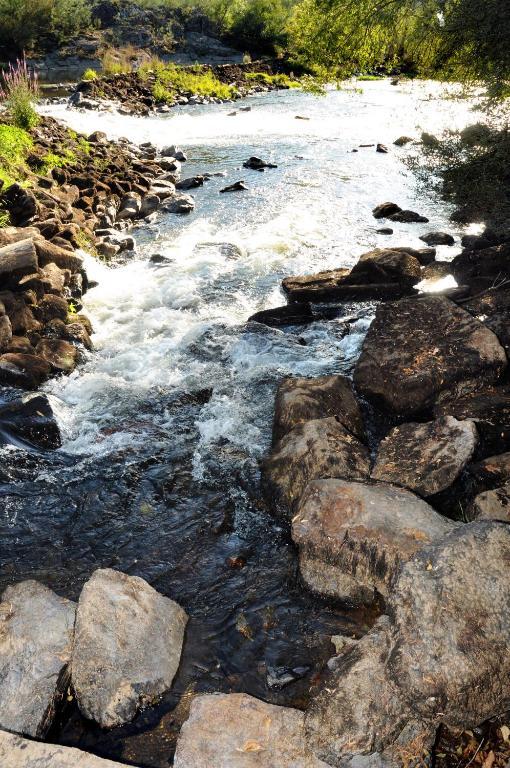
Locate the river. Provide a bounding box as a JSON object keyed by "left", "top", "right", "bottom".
{"left": 1, "top": 81, "right": 479, "bottom": 765}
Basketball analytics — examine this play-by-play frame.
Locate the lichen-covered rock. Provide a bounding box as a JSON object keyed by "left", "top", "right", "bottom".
{"left": 292, "top": 479, "right": 456, "bottom": 602}
{"left": 371, "top": 416, "right": 478, "bottom": 496}
{"left": 71, "top": 568, "right": 188, "bottom": 728}
{"left": 354, "top": 296, "right": 507, "bottom": 415}
{"left": 0, "top": 581, "right": 75, "bottom": 737}
{"left": 174, "top": 693, "right": 329, "bottom": 768}
{"left": 470, "top": 483, "right": 510, "bottom": 521}
{"left": 272, "top": 375, "right": 365, "bottom": 444}
{"left": 0, "top": 730, "right": 134, "bottom": 767}
{"left": 262, "top": 417, "right": 370, "bottom": 516}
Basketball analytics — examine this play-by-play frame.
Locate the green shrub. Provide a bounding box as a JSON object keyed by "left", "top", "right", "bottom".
{"left": 152, "top": 63, "right": 234, "bottom": 99}
{"left": 51, "top": 0, "right": 91, "bottom": 43}
{"left": 83, "top": 68, "right": 97, "bottom": 81}
{"left": 0, "top": 123, "right": 33, "bottom": 188}
{"left": 0, "top": 57, "right": 39, "bottom": 130}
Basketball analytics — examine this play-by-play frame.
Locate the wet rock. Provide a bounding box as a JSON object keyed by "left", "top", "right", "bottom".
{"left": 347, "top": 248, "right": 422, "bottom": 287}
{"left": 389, "top": 210, "right": 429, "bottom": 223}
{"left": 139, "top": 192, "right": 161, "bottom": 217}
{"left": 117, "top": 191, "right": 142, "bottom": 221}
{"left": 272, "top": 375, "right": 365, "bottom": 444}
{"left": 452, "top": 243, "right": 510, "bottom": 291}
{"left": 176, "top": 176, "right": 204, "bottom": 190}
{"left": 243, "top": 156, "right": 278, "bottom": 169}
{"left": 0, "top": 581, "right": 75, "bottom": 737}
{"left": 0, "top": 315, "right": 12, "bottom": 352}
{"left": 248, "top": 303, "right": 314, "bottom": 328}
{"left": 376, "top": 143, "right": 388, "bottom": 154}
{"left": 71, "top": 568, "right": 188, "bottom": 728}
{"left": 421, "top": 261, "right": 452, "bottom": 281}
{"left": 220, "top": 181, "right": 248, "bottom": 193}
{"left": 372, "top": 202, "right": 402, "bottom": 219}
{"left": 36, "top": 295, "right": 70, "bottom": 323}
{"left": 261, "top": 416, "right": 370, "bottom": 516}
{"left": 36, "top": 339, "right": 80, "bottom": 374}
{"left": 470, "top": 483, "right": 510, "bottom": 521}
{"left": 162, "top": 193, "right": 195, "bottom": 214}
{"left": 394, "top": 136, "right": 413, "bottom": 146}
{"left": 0, "top": 393, "right": 61, "bottom": 449}
{"left": 161, "top": 145, "right": 187, "bottom": 162}
{"left": 306, "top": 521, "right": 510, "bottom": 765}
{"left": 419, "top": 231, "right": 455, "bottom": 246}
{"left": 434, "top": 385, "right": 510, "bottom": 457}
{"left": 371, "top": 416, "right": 478, "bottom": 497}
{"left": 354, "top": 296, "right": 507, "bottom": 415}
{"left": 64, "top": 322, "right": 93, "bottom": 351}
{"left": 0, "top": 730, "right": 133, "bottom": 767}
{"left": 0, "top": 353, "right": 52, "bottom": 389}
{"left": 377, "top": 228, "right": 393, "bottom": 235}
{"left": 174, "top": 693, "right": 328, "bottom": 768}
{"left": 293, "top": 479, "right": 456, "bottom": 602}
{"left": 282, "top": 267, "right": 411, "bottom": 303}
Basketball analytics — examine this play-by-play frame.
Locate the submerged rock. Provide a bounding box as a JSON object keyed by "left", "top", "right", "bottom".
{"left": 220, "top": 181, "right": 248, "bottom": 193}
{"left": 292, "top": 479, "right": 456, "bottom": 602}
{"left": 0, "top": 581, "right": 75, "bottom": 737}
{"left": 0, "top": 730, "right": 134, "bottom": 767}
{"left": 372, "top": 202, "right": 402, "bottom": 219}
{"left": 243, "top": 156, "right": 278, "bottom": 170}
{"left": 389, "top": 209, "right": 429, "bottom": 223}
{"left": 174, "top": 693, "right": 329, "bottom": 768}
{"left": 0, "top": 393, "right": 61, "bottom": 449}
{"left": 354, "top": 296, "right": 507, "bottom": 415}
{"left": 272, "top": 374, "right": 365, "bottom": 444}
{"left": 371, "top": 416, "right": 478, "bottom": 497}
{"left": 262, "top": 416, "right": 370, "bottom": 516}
{"left": 71, "top": 568, "right": 188, "bottom": 729}
{"left": 248, "top": 303, "right": 314, "bottom": 328}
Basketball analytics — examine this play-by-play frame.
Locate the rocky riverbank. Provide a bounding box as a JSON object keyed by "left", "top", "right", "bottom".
{"left": 69, "top": 62, "right": 301, "bottom": 116}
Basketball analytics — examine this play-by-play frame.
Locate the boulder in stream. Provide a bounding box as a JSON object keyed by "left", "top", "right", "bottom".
{"left": 0, "top": 730, "right": 134, "bottom": 767}
{"left": 292, "top": 479, "right": 456, "bottom": 602}
{"left": 372, "top": 202, "right": 402, "bottom": 219}
{"left": 371, "top": 416, "right": 478, "bottom": 497}
{"left": 272, "top": 374, "right": 365, "bottom": 444}
{"left": 346, "top": 248, "right": 422, "bottom": 287}
{"left": 0, "top": 393, "right": 61, "bottom": 449}
{"left": 36, "top": 339, "right": 80, "bottom": 374}
{"left": 220, "top": 181, "right": 248, "bottom": 193}
{"left": 71, "top": 568, "right": 188, "bottom": 728}
{"left": 0, "top": 581, "right": 75, "bottom": 737}
{"left": 262, "top": 417, "right": 370, "bottom": 516}
{"left": 389, "top": 210, "right": 429, "bottom": 223}
{"left": 419, "top": 231, "right": 455, "bottom": 246}
{"left": 248, "top": 303, "right": 314, "bottom": 328}
{"left": 0, "top": 352, "right": 52, "bottom": 389}
{"left": 453, "top": 243, "right": 510, "bottom": 291}
{"left": 354, "top": 296, "right": 507, "bottom": 415}
{"left": 174, "top": 692, "right": 329, "bottom": 768}
{"left": 305, "top": 521, "right": 510, "bottom": 766}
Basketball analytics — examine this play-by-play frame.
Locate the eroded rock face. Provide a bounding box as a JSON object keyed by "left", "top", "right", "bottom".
{"left": 306, "top": 522, "right": 510, "bottom": 766}
{"left": 354, "top": 296, "right": 507, "bottom": 415}
{"left": 0, "top": 730, "right": 133, "bottom": 767}
{"left": 371, "top": 416, "right": 478, "bottom": 496}
{"left": 292, "top": 479, "right": 456, "bottom": 602}
{"left": 0, "top": 581, "right": 76, "bottom": 737}
{"left": 174, "top": 693, "right": 329, "bottom": 768}
{"left": 71, "top": 568, "right": 188, "bottom": 729}
{"left": 262, "top": 417, "right": 370, "bottom": 516}
{"left": 272, "top": 375, "right": 365, "bottom": 445}
{"left": 388, "top": 521, "right": 510, "bottom": 727}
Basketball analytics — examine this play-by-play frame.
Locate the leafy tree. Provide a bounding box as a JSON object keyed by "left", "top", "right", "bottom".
{"left": 51, "top": 0, "right": 92, "bottom": 44}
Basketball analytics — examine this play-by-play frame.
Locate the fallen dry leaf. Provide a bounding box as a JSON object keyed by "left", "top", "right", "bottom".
{"left": 482, "top": 750, "right": 495, "bottom": 768}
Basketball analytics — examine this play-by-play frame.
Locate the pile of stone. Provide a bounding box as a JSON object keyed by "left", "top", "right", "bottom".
{"left": 0, "top": 568, "right": 187, "bottom": 741}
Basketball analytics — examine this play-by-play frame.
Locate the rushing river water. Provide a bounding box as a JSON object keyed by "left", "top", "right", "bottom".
{"left": 1, "top": 81, "right": 480, "bottom": 765}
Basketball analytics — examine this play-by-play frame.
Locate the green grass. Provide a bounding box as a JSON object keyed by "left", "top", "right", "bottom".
{"left": 357, "top": 74, "right": 385, "bottom": 81}
{"left": 36, "top": 148, "right": 76, "bottom": 175}
{"left": 245, "top": 72, "right": 300, "bottom": 87}
{"left": 0, "top": 210, "right": 10, "bottom": 227}
{"left": 83, "top": 68, "right": 97, "bottom": 81}
{"left": 0, "top": 124, "right": 33, "bottom": 189}
{"left": 150, "top": 63, "right": 235, "bottom": 101}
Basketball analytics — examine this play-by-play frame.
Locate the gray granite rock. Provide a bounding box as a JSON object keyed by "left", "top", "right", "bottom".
{"left": 0, "top": 730, "right": 134, "bottom": 767}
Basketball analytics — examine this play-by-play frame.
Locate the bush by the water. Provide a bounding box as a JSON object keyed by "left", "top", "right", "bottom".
{"left": 0, "top": 0, "right": 90, "bottom": 54}
{"left": 144, "top": 61, "right": 235, "bottom": 100}
{"left": 0, "top": 124, "right": 33, "bottom": 189}
{"left": 0, "top": 57, "right": 39, "bottom": 130}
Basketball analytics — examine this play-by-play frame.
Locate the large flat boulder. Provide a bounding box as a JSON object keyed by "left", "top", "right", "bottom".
{"left": 371, "top": 416, "right": 478, "bottom": 496}
{"left": 346, "top": 249, "right": 421, "bottom": 287}
{"left": 354, "top": 296, "right": 507, "bottom": 415}
{"left": 305, "top": 522, "right": 510, "bottom": 766}
{"left": 0, "top": 581, "right": 76, "bottom": 737}
{"left": 292, "top": 479, "right": 456, "bottom": 602}
{"left": 281, "top": 268, "right": 412, "bottom": 303}
{"left": 272, "top": 375, "right": 365, "bottom": 445}
{"left": 434, "top": 385, "right": 510, "bottom": 457}
{"left": 71, "top": 568, "right": 188, "bottom": 729}
{"left": 173, "top": 693, "right": 329, "bottom": 768}
{"left": 0, "top": 730, "right": 136, "bottom": 767}
{"left": 262, "top": 417, "right": 370, "bottom": 516}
